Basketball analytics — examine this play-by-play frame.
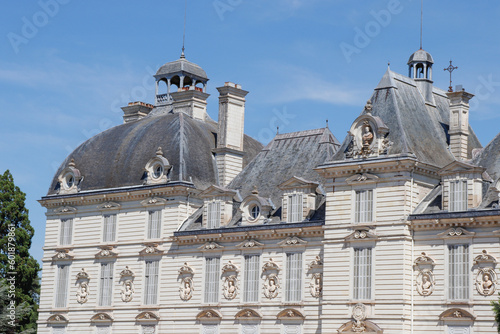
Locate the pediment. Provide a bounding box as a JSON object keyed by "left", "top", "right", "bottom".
{"left": 198, "top": 242, "right": 224, "bottom": 252}
{"left": 139, "top": 243, "right": 164, "bottom": 256}
{"left": 200, "top": 185, "right": 239, "bottom": 199}
{"left": 90, "top": 313, "right": 113, "bottom": 323}
{"left": 236, "top": 239, "right": 264, "bottom": 249}
{"left": 437, "top": 227, "right": 475, "bottom": 239}
{"left": 473, "top": 250, "right": 497, "bottom": 265}
{"left": 136, "top": 311, "right": 160, "bottom": 322}
{"left": 196, "top": 309, "right": 222, "bottom": 321}
{"left": 278, "top": 236, "right": 307, "bottom": 247}
{"left": 97, "top": 202, "right": 121, "bottom": 210}
{"left": 235, "top": 309, "right": 262, "bottom": 320}
{"left": 338, "top": 320, "right": 383, "bottom": 333}
{"left": 346, "top": 173, "right": 379, "bottom": 185}
{"left": 278, "top": 176, "right": 319, "bottom": 190}
{"left": 140, "top": 197, "right": 167, "bottom": 207}
{"left": 52, "top": 249, "right": 73, "bottom": 261}
{"left": 276, "top": 308, "right": 305, "bottom": 320}
{"left": 439, "top": 160, "right": 485, "bottom": 176}
{"left": 53, "top": 206, "right": 77, "bottom": 215}
{"left": 439, "top": 308, "right": 475, "bottom": 322}
{"left": 95, "top": 246, "right": 118, "bottom": 259}
{"left": 345, "top": 228, "right": 378, "bottom": 243}
{"left": 47, "top": 314, "right": 68, "bottom": 324}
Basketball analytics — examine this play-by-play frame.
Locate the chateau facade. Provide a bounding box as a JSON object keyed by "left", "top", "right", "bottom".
{"left": 37, "top": 48, "right": 500, "bottom": 334}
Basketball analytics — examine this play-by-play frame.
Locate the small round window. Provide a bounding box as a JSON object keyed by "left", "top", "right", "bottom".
{"left": 65, "top": 174, "right": 74, "bottom": 188}
{"left": 250, "top": 205, "right": 261, "bottom": 220}
{"left": 153, "top": 164, "right": 163, "bottom": 179}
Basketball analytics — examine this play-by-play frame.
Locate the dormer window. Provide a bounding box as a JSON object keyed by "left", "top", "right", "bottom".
{"left": 250, "top": 205, "right": 260, "bottom": 221}
{"left": 449, "top": 179, "right": 467, "bottom": 212}
{"left": 200, "top": 185, "right": 240, "bottom": 229}
{"left": 287, "top": 193, "right": 303, "bottom": 223}
{"left": 57, "top": 158, "right": 82, "bottom": 195}
{"left": 152, "top": 164, "right": 163, "bottom": 179}
{"left": 207, "top": 200, "right": 221, "bottom": 229}
{"left": 144, "top": 147, "right": 171, "bottom": 185}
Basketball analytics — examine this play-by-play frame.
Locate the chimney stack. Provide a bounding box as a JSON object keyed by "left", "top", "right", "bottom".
{"left": 121, "top": 102, "right": 154, "bottom": 123}
{"left": 447, "top": 88, "right": 474, "bottom": 160}
{"left": 214, "top": 82, "right": 248, "bottom": 187}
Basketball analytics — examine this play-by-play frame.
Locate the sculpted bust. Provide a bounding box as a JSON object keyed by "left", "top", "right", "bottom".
{"left": 76, "top": 282, "right": 89, "bottom": 303}
{"left": 121, "top": 279, "right": 134, "bottom": 302}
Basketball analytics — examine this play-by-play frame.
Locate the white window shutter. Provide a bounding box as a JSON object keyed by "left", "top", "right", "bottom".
{"left": 244, "top": 255, "right": 259, "bottom": 303}
{"left": 204, "top": 257, "right": 220, "bottom": 303}
{"left": 103, "top": 214, "right": 116, "bottom": 242}
{"left": 55, "top": 264, "right": 69, "bottom": 308}
{"left": 287, "top": 194, "right": 303, "bottom": 223}
{"left": 144, "top": 261, "right": 159, "bottom": 305}
{"left": 450, "top": 180, "right": 468, "bottom": 212}
{"left": 449, "top": 244, "right": 469, "bottom": 300}
{"left": 60, "top": 218, "right": 73, "bottom": 245}
{"left": 285, "top": 252, "right": 302, "bottom": 302}
{"left": 148, "top": 211, "right": 161, "bottom": 239}
{"left": 354, "top": 248, "right": 372, "bottom": 300}
{"left": 99, "top": 262, "right": 114, "bottom": 306}
{"left": 207, "top": 201, "right": 221, "bottom": 229}
{"left": 355, "top": 190, "right": 373, "bottom": 223}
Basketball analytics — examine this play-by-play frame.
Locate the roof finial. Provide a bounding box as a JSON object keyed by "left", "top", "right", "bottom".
{"left": 276, "top": 126, "right": 279, "bottom": 135}
{"left": 181, "top": 0, "right": 187, "bottom": 59}
{"left": 387, "top": 61, "right": 390, "bottom": 69}
{"left": 326, "top": 119, "right": 329, "bottom": 128}
{"left": 420, "top": 0, "right": 423, "bottom": 49}
{"left": 444, "top": 60, "right": 458, "bottom": 92}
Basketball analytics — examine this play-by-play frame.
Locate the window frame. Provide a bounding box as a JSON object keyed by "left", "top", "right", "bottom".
{"left": 207, "top": 200, "right": 221, "bottom": 229}
{"left": 243, "top": 254, "right": 260, "bottom": 303}
{"left": 351, "top": 246, "right": 374, "bottom": 301}
{"left": 143, "top": 260, "right": 159, "bottom": 305}
{"left": 147, "top": 210, "right": 162, "bottom": 239}
{"left": 59, "top": 218, "right": 73, "bottom": 246}
{"left": 449, "top": 179, "right": 468, "bottom": 212}
{"left": 353, "top": 188, "right": 375, "bottom": 224}
{"left": 102, "top": 213, "right": 117, "bottom": 243}
{"left": 284, "top": 252, "right": 303, "bottom": 302}
{"left": 204, "top": 256, "right": 221, "bottom": 304}
{"left": 286, "top": 192, "right": 303, "bottom": 223}
{"left": 446, "top": 243, "right": 471, "bottom": 302}
{"left": 98, "top": 262, "right": 114, "bottom": 306}
{"left": 54, "top": 264, "right": 70, "bottom": 308}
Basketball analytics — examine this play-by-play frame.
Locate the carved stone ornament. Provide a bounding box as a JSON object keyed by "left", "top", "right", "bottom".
{"left": 345, "top": 228, "right": 377, "bottom": 243}
{"left": 120, "top": 266, "right": 135, "bottom": 279}
{"left": 414, "top": 252, "right": 435, "bottom": 266}
{"left": 178, "top": 262, "right": 195, "bottom": 276}
{"left": 473, "top": 250, "right": 498, "bottom": 265}
{"left": 236, "top": 239, "right": 264, "bottom": 249}
{"left": 198, "top": 241, "right": 224, "bottom": 252}
{"left": 139, "top": 243, "right": 164, "bottom": 256}
{"left": 95, "top": 246, "right": 118, "bottom": 259}
{"left": 352, "top": 303, "right": 367, "bottom": 332}
{"left": 90, "top": 313, "right": 113, "bottom": 323}
{"left": 475, "top": 268, "right": 497, "bottom": 296}
{"left": 136, "top": 311, "right": 160, "bottom": 322}
{"left": 345, "top": 173, "right": 379, "bottom": 185}
{"left": 223, "top": 275, "right": 239, "bottom": 300}
{"left": 262, "top": 258, "right": 280, "bottom": 273}
{"left": 53, "top": 206, "right": 77, "bottom": 214}
{"left": 52, "top": 249, "right": 73, "bottom": 261}
{"left": 309, "top": 273, "right": 323, "bottom": 298}
{"left": 141, "top": 325, "right": 156, "bottom": 334}
{"left": 76, "top": 268, "right": 90, "bottom": 304}
{"left": 437, "top": 227, "right": 475, "bottom": 238}
{"left": 179, "top": 277, "right": 194, "bottom": 301}
{"left": 235, "top": 309, "right": 262, "bottom": 320}
{"left": 263, "top": 273, "right": 280, "bottom": 299}
{"left": 276, "top": 308, "right": 305, "bottom": 320}
{"left": 277, "top": 236, "right": 307, "bottom": 247}
{"left": 196, "top": 309, "right": 222, "bottom": 321}
{"left": 57, "top": 159, "right": 82, "bottom": 195}
{"left": 121, "top": 279, "right": 135, "bottom": 302}
{"left": 439, "top": 308, "right": 476, "bottom": 322}
{"left": 97, "top": 202, "right": 121, "bottom": 210}
{"left": 47, "top": 314, "right": 69, "bottom": 325}
{"left": 416, "top": 269, "right": 435, "bottom": 296}
{"left": 221, "top": 260, "right": 239, "bottom": 274}
{"left": 140, "top": 197, "right": 167, "bottom": 206}
{"left": 308, "top": 255, "right": 323, "bottom": 271}
{"left": 76, "top": 268, "right": 90, "bottom": 280}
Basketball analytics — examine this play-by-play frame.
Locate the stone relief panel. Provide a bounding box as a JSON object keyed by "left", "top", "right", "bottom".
{"left": 263, "top": 273, "right": 280, "bottom": 299}
{"left": 415, "top": 269, "right": 435, "bottom": 296}
{"left": 309, "top": 273, "right": 323, "bottom": 298}
{"left": 119, "top": 266, "right": 135, "bottom": 302}
{"left": 476, "top": 267, "right": 497, "bottom": 296}
{"left": 221, "top": 260, "right": 239, "bottom": 300}
{"left": 76, "top": 268, "right": 90, "bottom": 304}
{"left": 178, "top": 262, "right": 195, "bottom": 301}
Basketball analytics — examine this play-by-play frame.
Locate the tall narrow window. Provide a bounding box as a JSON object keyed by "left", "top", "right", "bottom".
{"left": 287, "top": 193, "right": 303, "bottom": 223}
{"left": 449, "top": 244, "right": 469, "bottom": 300}
{"left": 243, "top": 255, "right": 260, "bottom": 303}
{"left": 285, "top": 252, "right": 303, "bottom": 302}
{"left": 55, "top": 264, "right": 69, "bottom": 308}
{"left": 204, "top": 257, "right": 220, "bottom": 303}
{"left": 353, "top": 247, "right": 372, "bottom": 300}
{"left": 147, "top": 210, "right": 161, "bottom": 239}
{"left": 283, "top": 324, "right": 302, "bottom": 334}
{"left": 201, "top": 324, "right": 219, "bottom": 334}
{"left": 59, "top": 218, "right": 73, "bottom": 245}
{"left": 207, "top": 201, "right": 221, "bottom": 229}
{"left": 144, "top": 260, "right": 159, "bottom": 305}
{"left": 449, "top": 180, "right": 467, "bottom": 212}
{"left": 103, "top": 214, "right": 117, "bottom": 242}
{"left": 355, "top": 190, "right": 373, "bottom": 223}
{"left": 241, "top": 324, "right": 259, "bottom": 334}
{"left": 99, "top": 262, "right": 114, "bottom": 306}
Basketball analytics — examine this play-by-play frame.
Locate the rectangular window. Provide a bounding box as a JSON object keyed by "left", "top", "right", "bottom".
{"left": 449, "top": 244, "right": 469, "bottom": 300}
{"left": 447, "top": 325, "right": 470, "bottom": 334}
{"left": 241, "top": 324, "right": 259, "bottom": 334}
{"left": 147, "top": 210, "right": 161, "bottom": 239}
{"left": 283, "top": 324, "right": 301, "bottom": 334}
{"left": 144, "top": 260, "right": 159, "bottom": 305}
{"left": 449, "top": 180, "right": 467, "bottom": 212}
{"left": 287, "top": 193, "right": 303, "bottom": 223}
{"left": 99, "top": 262, "right": 114, "bottom": 306}
{"left": 55, "top": 264, "right": 69, "bottom": 308}
{"left": 243, "top": 255, "right": 260, "bottom": 303}
{"left": 53, "top": 328, "right": 66, "bottom": 334}
{"left": 102, "top": 214, "right": 117, "bottom": 242}
{"left": 207, "top": 201, "right": 221, "bottom": 229}
{"left": 285, "top": 252, "right": 303, "bottom": 302}
{"left": 204, "top": 257, "right": 220, "bottom": 303}
{"left": 355, "top": 190, "right": 373, "bottom": 223}
{"left": 142, "top": 325, "right": 156, "bottom": 334}
{"left": 59, "top": 218, "right": 73, "bottom": 245}
{"left": 353, "top": 247, "right": 372, "bottom": 300}
{"left": 201, "top": 324, "right": 219, "bottom": 334}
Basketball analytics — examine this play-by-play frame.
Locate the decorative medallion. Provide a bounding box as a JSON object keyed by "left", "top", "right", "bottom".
{"left": 476, "top": 268, "right": 497, "bottom": 296}
{"left": 309, "top": 273, "right": 323, "bottom": 298}
{"left": 121, "top": 279, "right": 135, "bottom": 302}
{"left": 263, "top": 273, "right": 280, "bottom": 299}
{"left": 76, "top": 268, "right": 90, "bottom": 304}
{"left": 179, "top": 277, "right": 194, "bottom": 301}
{"left": 416, "top": 269, "right": 435, "bottom": 296}
{"left": 222, "top": 275, "right": 238, "bottom": 300}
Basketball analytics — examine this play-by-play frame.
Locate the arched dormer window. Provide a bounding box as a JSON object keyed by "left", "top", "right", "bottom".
{"left": 57, "top": 158, "right": 82, "bottom": 195}
{"left": 144, "top": 147, "right": 171, "bottom": 185}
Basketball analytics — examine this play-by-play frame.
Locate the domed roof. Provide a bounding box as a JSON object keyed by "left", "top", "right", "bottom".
{"left": 155, "top": 56, "right": 208, "bottom": 80}
{"left": 407, "top": 49, "right": 434, "bottom": 65}
{"left": 473, "top": 132, "right": 500, "bottom": 182}
{"left": 47, "top": 113, "right": 262, "bottom": 195}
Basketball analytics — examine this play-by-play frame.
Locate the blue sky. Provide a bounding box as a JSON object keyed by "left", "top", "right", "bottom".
{"left": 1, "top": 0, "right": 500, "bottom": 263}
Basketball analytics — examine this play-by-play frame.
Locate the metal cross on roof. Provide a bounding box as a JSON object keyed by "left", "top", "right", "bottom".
{"left": 444, "top": 60, "right": 458, "bottom": 92}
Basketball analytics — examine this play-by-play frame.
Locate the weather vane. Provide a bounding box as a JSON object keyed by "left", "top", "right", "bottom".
{"left": 443, "top": 60, "right": 458, "bottom": 92}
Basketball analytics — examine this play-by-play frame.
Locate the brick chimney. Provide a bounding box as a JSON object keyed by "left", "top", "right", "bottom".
{"left": 121, "top": 101, "right": 154, "bottom": 123}
{"left": 214, "top": 82, "right": 248, "bottom": 186}
{"left": 447, "top": 88, "right": 474, "bottom": 160}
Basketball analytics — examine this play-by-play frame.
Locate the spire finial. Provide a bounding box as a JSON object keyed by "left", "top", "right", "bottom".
{"left": 388, "top": 61, "right": 390, "bottom": 69}
{"left": 277, "top": 126, "right": 279, "bottom": 135}
{"left": 326, "top": 119, "right": 329, "bottom": 128}
{"left": 181, "top": 0, "right": 187, "bottom": 59}
{"left": 420, "top": 0, "right": 423, "bottom": 49}
{"left": 443, "top": 60, "right": 458, "bottom": 92}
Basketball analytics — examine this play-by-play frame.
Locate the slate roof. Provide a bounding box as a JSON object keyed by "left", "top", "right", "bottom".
{"left": 330, "top": 69, "right": 482, "bottom": 167}
{"left": 47, "top": 112, "right": 262, "bottom": 195}
{"left": 408, "top": 48, "right": 434, "bottom": 64}
{"left": 155, "top": 57, "right": 208, "bottom": 80}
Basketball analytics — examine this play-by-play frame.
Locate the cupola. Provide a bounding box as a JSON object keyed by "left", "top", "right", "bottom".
{"left": 408, "top": 48, "right": 435, "bottom": 105}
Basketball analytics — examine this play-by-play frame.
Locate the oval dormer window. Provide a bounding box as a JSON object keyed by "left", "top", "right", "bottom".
{"left": 250, "top": 205, "right": 261, "bottom": 221}
{"left": 153, "top": 164, "right": 163, "bottom": 179}
{"left": 65, "top": 174, "right": 74, "bottom": 189}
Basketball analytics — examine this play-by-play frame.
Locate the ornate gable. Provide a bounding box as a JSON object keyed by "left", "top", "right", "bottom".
{"left": 53, "top": 206, "right": 77, "bottom": 215}
{"left": 200, "top": 185, "right": 239, "bottom": 199}
{"left": 97, "top": 202, "right": 121, "bottom": 210}
{"left": 438, "top": 160, "right": 485, "bottom": 176}
{"left": 140, "top": 197, "right": 167, "bottom": 207}
{"left": 236, "top": 239, "right": 264, "bottom": 249}
{"left": 278, "top": 176, "right": 319, "bottom": 191}
{"left": 345, "top": 227, "right": 378, "bottom": 243}
{"left": 345, "top": 173, "right": 379, "bottom": 185}
{"left": 198, "top": 241, "right": 224, "bottom": 252}
{"left": 196, "top": 309, "right": 222, "bottom": 321}
{"left": 139, "top": 243, "right": 164, "bottom": 256}
{"left": 52, "top": 249, "right": 73, "bottom": 261}
{"left": 95, "top": 246, "right": 118, "bottom": 259}
{"left": 439, "top": 308, "right": 475, "bottom": 322}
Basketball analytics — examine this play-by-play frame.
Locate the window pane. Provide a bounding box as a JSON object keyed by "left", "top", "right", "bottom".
{"left": 450, "top": 180, "right": 467, "bottom": 212}
{"left": 285, "top": 253, "right": 303, "bottom": 302}
{"left": 353, "top": 248, "right": 372, "bottom": 300}
{"left": 449, "top": 244, "right": 469, "bottom": 300}
{"left": 207, "top": 201, "right": 221, "bottom": 229}
{"left": 60, "top": 218, "right": 73, "bottom": 245}
{"left": 144, "top": 261, "right": 159, "bottom": 304}
{"left": 244, "top": 255, "right": 259, "bottom": 303}
{"left": 148, "top": 211, "right": 161, "bottom": 239}
{"left": 355, "top": 190, "right": 373, "bottom": 223}
{"left": 99, "top": 262, "right": 114, "bottom": 306}
{"left": 204, "top": 257, "right": 220, "bottom": 303}
{"left": 103, "top": 214, "right": 116, "bottom": 242}
{"left": 287, "top": 194, "right": 303, "bottom": 223}
{"left": 55, "top": 265, "right": 69, "bottom": 308}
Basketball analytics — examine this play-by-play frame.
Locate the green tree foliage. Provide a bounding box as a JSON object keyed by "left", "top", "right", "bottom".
{"left": 493, "top": 294, "right": 500, "bottom": 333}
{"left": 0, "top": 170, "right": 40, "bottom": 333}
{"left": 0, "top": 279, "right": 35, "bottom": 334}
